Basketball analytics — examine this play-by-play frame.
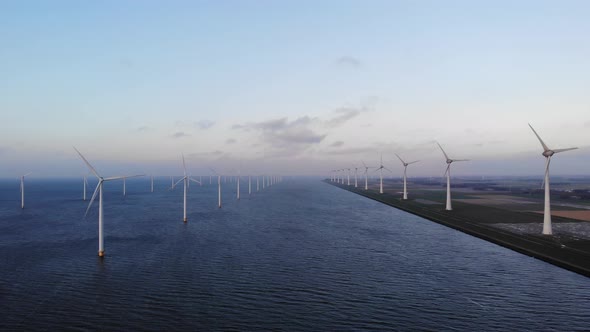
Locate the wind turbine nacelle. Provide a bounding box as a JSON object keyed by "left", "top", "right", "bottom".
{"left": 542, "top": 150, "right": 554, "bottom": 157}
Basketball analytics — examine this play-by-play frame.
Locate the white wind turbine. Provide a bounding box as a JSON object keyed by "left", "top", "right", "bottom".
{"left": 437, "top": 142, "right": 469, "bottom": 211}
{"left": 150, "top": 175, "right": 154, "bottom": 193}
{"left": 353, "top": 166, "right": 359, "bottom": 188}
{"left": 528, "top": 124, "right": 578, "bottom": 235}
{"left": 394, "top": 153, "right": 419, "bottom": 200}
{"left": 361, "top": 161, "right": 372, "bottom": 190}
{"left": 210, "top": 168, "right": 222, "bottom": 208}
{"left": 171, "top": 155, "right": 201, "bottom": 223}
{"left": 74, "top": 147, "right": 144, "bottom": 257}
{"left": 346, "top": 168, "right": 351, "bottom": 185}
{"left": 19, "top": 172, "right": 32, "bottom": 209}
{"left": 83, "top": 175, "right": 89, "bottom": 201}
{"left": 374, "top": 155, "right": 391, "bottom": 194}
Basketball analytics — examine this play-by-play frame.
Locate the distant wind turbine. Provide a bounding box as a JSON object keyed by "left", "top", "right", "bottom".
{"left": 437, "top": 142, "right": 469, "bottom": 211}
{"left": 528, "top": 124, "right": 578, "bottom": 235}
{"left": 172, "top": 154, "right": 201, "bottom": 222}
{"left": 74, "top": 147, "right": 143, "bottom": 257}
{"left": 374, "top": 155, "right": 391, "bottom": 194}
{"left": 361, "top": 161, "right": 372, "bottom": 190}
{"left": 395, "top": 153, "right": 419, "bottom": 200}
{"left": 83, "top": 175, "right": 88, "bottom": 201}
{"left": 20, "top": 172, "right": 31, "bottom": 209}
{"left": 211, "top": 168, "right": 222, "bottom": 208}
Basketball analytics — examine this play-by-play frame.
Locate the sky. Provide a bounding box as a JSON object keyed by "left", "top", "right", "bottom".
{"left": 1, "top": 0, "right": 589, "bottom": 177}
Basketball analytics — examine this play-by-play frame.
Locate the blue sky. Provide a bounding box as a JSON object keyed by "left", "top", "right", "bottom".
{"left": 1, "top": 1, "right": 589, "bottom": 177}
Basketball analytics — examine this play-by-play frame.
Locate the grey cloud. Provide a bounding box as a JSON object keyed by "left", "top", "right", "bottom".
{"left": 330, "top": 141, "right": 344, "bottom": 148}
{"left": 233, "top": 116, "right": 326, "bottom": 156}
{"left": 196, "top": 119, "right": 215, "bottom": 129}
{"left": 136, "top": 125, "right": 151, "bottom": 132}
{"left": 325, "top": 107, "right": 361, "bottom": 128}
{"left": 336, "top": 56, "right": 361, "bottom": 68}
{"left": 226, "top": 138, "right": 237, "bottom": 144}
{"left": 171, "top": 131, "right": 190, "bottom": 138}
{"left": 188, "top": 150, "right": 224, "bottom": 158}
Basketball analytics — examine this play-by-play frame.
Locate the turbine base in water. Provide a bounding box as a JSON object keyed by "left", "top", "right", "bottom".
{"left": 98, "top": 250, "right": 105, "bottom": 257}
{"left": 183, "top": 217, "right": 187, "bottom": 223}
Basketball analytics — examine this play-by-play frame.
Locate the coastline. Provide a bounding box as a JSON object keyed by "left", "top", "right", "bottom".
{"left": 325, "top": 180, "right": 590, "bottom": 278}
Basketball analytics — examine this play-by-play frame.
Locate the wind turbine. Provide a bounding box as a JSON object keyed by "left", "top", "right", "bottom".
{"left": 150, "top": 175, "right": 154, "bottom": 193}
{"left": 74, "top": 147, "right": 143, "bottom": 257}
{"left": 374, "top": 155, "right": 391, "bottom": 194}
{"left": 394, "top": 153, "right": 419, "bottom": 200}
{"left": 83, "top": 175, "right": 89, "bottom": 201}
{"left": 171, "top": 154, "right": 201, "bottom": 223}
{"left": 237, "top": 170, "right": 240, "bottom": 200}
{"left": 353, "top": 166, "right": 359, "bottom": 188}
{"left": 19, "top": 173, "right": 31, "bottom": 209}
{"left": 361, "top": 161, "right": 372, "bottom": 190}
{"left": 346, "top": 168, "right": 351, "bottom": 185}
{"left": 248, "top": 175, "right": 252, "bottom": 195}
{"left": 528, "top": 124, "right": 578, "bottom": 235}
{"left": 437, "top": 142, "right": 469, "bottom": 211}
{"left": 211, "top": 168, "right": 222, "bottom": 208}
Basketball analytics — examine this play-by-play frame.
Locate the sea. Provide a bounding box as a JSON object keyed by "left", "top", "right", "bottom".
{"left": 1, "top": 177, "right": 588, "bottom": 331}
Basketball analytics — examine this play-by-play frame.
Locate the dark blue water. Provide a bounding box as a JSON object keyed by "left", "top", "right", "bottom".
{"left": 1, "top": 178, "right": 588, "bottom": 331}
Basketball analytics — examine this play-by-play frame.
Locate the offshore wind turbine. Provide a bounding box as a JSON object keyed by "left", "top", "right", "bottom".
{"left": 171, "top": 154, "right": 201, "bottom": 222}
{"left": 437, "top": 142, "right": 469, "bottom": 211}
{"left": 354, "top": 166, "right": 359, "bottom": 188}
{"left": 83, "top": 175, "right": 89, "bottom": 201}
{"left": 394, "top": 153, "right": 419, "bottom": 200}
{"left": 150, "top": 175, "right": 154, "bottom": 193}
{"left": 74, "top": 147, "right": 143, "bottom": 257}
{"left": 374, "top": 155, "right": 391, "bottom": 194}
{"left": 19, "top": 173, "right": 31, "bottom": 209}
{"left": 211, "top": 168, "right": 222, "bottom": 208}
{"left": 528, "top": 124, "right": 578, "bottom": 235}
{"left": 346, "top": 168, "right": 351, "bottom": 186}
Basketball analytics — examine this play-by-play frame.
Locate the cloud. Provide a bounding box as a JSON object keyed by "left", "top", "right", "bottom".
{"left": 136, "top": 125, "right": 151, "bottom": 132}
{"left": 171, "top": 131, "right": 190, "bottom": 138}
{"left": 226, "top": 138, "right": 236, "bottom": 144}
{"left": 196, "top": 119, "right": 215, "bottom": 130}
{"left": 330, "top": 141, "right": 344, "bottom": 147}
{"left": 188, "top": 150, "right": 224, "bottom": 158}
{"left": 325, "top": 107, "right": 361, "bottom": 128}
{"left": 336, "top": 56, "right": 361, "bottom": 68}
{"left": 175, "top": 119, "right": 215, "bottom": 130}
{"left": 233, "top": 116, "right": 326, "bottom": 156}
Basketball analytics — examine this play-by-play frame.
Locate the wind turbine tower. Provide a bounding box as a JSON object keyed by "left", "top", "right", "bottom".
{"left": 395, "top": 153, "right": 419, "bottom": 200}
{"left": 528, "top": 124, "right": 577, "bottom": 235}
{"left": 437, "top": 142, "right": 469, "bottom": 211}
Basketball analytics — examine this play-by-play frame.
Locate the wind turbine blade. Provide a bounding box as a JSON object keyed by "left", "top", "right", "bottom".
{"left": 189, "top": 177, "right": 201, "bottom": 185}
{"left": 171, "top": 177, "right": 185, "bottom": 189}
{"left": 453, "top": 159, "right": 470, "bottom": 162}
{"left": 384, "top": 167, "right": 393, "bottom": 173}
{"left": 394, "top": 153, "right": 405, "bottom": 165}
{"left": 73, "top": 146, "right": 100, "bottom": 178}
{"left": 436, "top": 142, "right": 449, "bottom": 160}
{"left": 542, "top": 157, "right": 551, "bottom": 189}
{"left": 103, "top": 174, "right": 144, "bottom": 181}
{"left": 362, "top": 160, "right": 367, "bottom": 168}
{"left": 408, "top": 160, "right": 420, "bottom": 165}
{"left": 553, "top": 147, "right": 578, "bottom": 154}
{"left": 443, "top": 164, "right": 450, "bottom": 178}
{"left": 182, "top": 154, "right": 187, "bottom": 176}
{"left": 23, "top": 172, "right": 32, "bottom": 177}
{"left": 84, "top": 182, "right": 101, "bottom": 218}
{"left": 528, "top": 123, "right": 550, "bottom": 152}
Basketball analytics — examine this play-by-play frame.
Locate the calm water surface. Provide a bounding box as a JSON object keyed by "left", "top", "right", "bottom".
{"left": 0, "top": 178, "right": 588, "bottom": 331}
